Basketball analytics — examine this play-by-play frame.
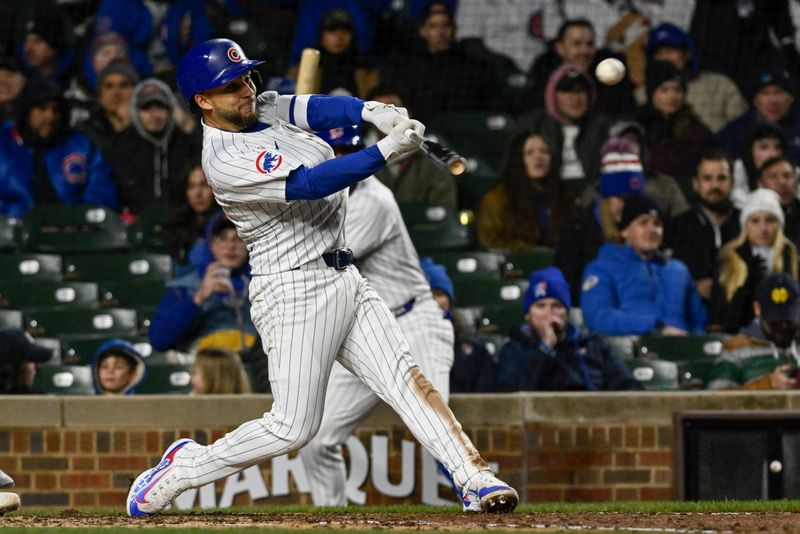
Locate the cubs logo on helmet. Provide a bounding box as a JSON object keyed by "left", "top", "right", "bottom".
{"left": 227, "top": 47, "right": 242, "bottom": 63}
{"left": 62, "top": 153, "right": 88, "bottom": 184}
{"left": 255, "top": 150, "right": 283, "bottom": 174}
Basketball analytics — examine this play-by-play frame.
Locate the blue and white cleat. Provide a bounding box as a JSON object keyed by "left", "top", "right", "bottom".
{"left": 462, "top": 471, "right": 518, "bottom": 513}
{"left": 127, "top": 438, "right": 196, "bottom": 517}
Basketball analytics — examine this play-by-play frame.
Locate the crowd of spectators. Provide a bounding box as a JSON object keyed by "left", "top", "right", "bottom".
{"left": 3, "top": 0, "right": 800, "bottom": 395}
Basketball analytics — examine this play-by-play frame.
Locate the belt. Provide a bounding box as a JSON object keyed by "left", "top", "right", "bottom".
{"left": 392, "top": 298, "right": 416, "bottom": 318}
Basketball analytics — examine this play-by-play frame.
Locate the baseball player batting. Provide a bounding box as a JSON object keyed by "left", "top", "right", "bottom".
{"left": 125, "top": 39, "right": 518, "bottom": 516}
{"left": 299, "top": 126, "right": 456, "bottom": 507}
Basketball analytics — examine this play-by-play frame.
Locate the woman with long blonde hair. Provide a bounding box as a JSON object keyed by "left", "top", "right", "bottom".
{"left": 709, "top": 188, "right": 799, "bottom": 333}
{"left": 191, "top": 348, "right": 252, "bottom": 394}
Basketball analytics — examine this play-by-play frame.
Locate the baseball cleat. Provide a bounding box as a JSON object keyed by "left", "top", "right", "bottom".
{"left": 461, "top": 471, "right": 519, "bottom": 513}
{"left": 127, "top": 438, "right": 196, "bottom": 517}
{"left": 0, "top": 469, "right": 14, "bottom": 489}
{"left": 0, "top": 492, "right": 20, "bottom": 514}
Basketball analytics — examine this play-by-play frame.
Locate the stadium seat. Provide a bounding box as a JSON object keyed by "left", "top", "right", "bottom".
{"left": 19, "top": 205, "right": 130, "bottom": 253}
{"left": 64, "top": 253, "right": 173, "bottom": 282}
{"left": 427, "top": 250, "right": 504, "bottom": 281}
{"left": 476, "top": 303, "right": 523, "bottom": 336}
{"left": 100, "top": 280, "right": 166, "bottom": 308}
{"left": 457, "top": 157, "right": 499, "bottom": 211}
{"left": 134, "top": 306, "right": 157, "bottom": 336}
{"left": 501, "top": 248, "right": 556, "bottom": 279}
{"left": 0, "top": 281, "right": 99, "bottom": 310}
{"left": 427, "top": 112, "right": 515, "bottom": 170}
{"left": 604, "top": 336, "right": 637, "bottom": 362}
{"left": 25, "top": 308, "right": 139, "bottom": 338}
{"left": 399, "top": 203, "right": 475, "bottom": 253}
{"left": 0, "top": 254, "right": 63, "bottom": 282}
{"left": 636, "top": 334, "right": 725, "bottom": 362}
{"left": 128, "top": 203, "right": 172, "bottom": 253}
{"left": 625, "top": 359, "right": 680, "bottom": 391}
{"left": 0, "top": 310, "right": 23, "bottom": 329}
{"left": 60, "top": 335, "right": 155, "bottom": 365}
{"left": 0, "top": 215, "right": 17, "bottom": 252}
{"left": 33, "top": 365, "right": 94, "bottom": 395}
{"left": 452, "top": 278, "right": 527, "bottom": 308}
{"left": 137, "top": 363, "right": 193, "bottom": 394}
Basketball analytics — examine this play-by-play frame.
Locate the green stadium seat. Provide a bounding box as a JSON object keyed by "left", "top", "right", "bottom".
{"left": 0, "top": 309, "right": 23, "bottom": 329}
{"left": 64, "top": 253, "right": 172, "bottom": 282}
{"left": 0, "top": 281, "right": 99, "bottom": 310}
{"left": 25, "top": 308, "right": 138, "bottom": 338}
{"left": 458, "top": 157, "right": 499, "bottom": 211}
{"left": 452, "top": 278, "right": 527, "bottom": 308}
{"left": 625, "top": 359, "right": 680, "bottom": 391}
{"left": 20, "top": 205, "right": 130, "bottom": 253}
{"left": 674, "top": 359, "right": 715, "bottom": 390}
{"left": 501, "top": 248, "right": 556, "bottom": 279}
{"left": 0, "top": 254, "right": 63, "bottom": 282}
{"left": 399, "top": 203, "right": 475, "bottom": 253}
{"left": 60, "top": 335, "right": 155, "bottom": 365}
{"left": 635, "top": 334, "right": 725, "bottom": 362}
{"left": 128, "top": 203, "right": 172, "bottom": 252}
{"left": 100, "top": 280, "right": 166, "bottom": 308}
{"left": 137, "top": 363, "right": 193, "bottom": 394}
{"left": 476, "top": 303, "right": 523, "bottom": 336}
{"left": 427, "top": 251, "right": 504, "bottom": 281}
{"left": 33, "top": 365, "right": 94, "bottom": 395}
{"left": 427, "top": 112, "right": 515, "bottom": 170}
{"left": 604, "top": 336, "right": 637, "bottom": 362}
{"left": 0, "top": 215, "right": 17, "bottom": 251}
{"left": 134, "top": 306, "right": 157, "bottom": 336}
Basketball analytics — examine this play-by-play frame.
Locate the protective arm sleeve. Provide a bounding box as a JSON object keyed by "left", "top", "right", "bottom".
{"left": 277, "top": 94, "right": 364, "bottom": 131}
{"left": 148, "top": 287, "right": 201, "bottom": 351}
{"left": 286, "top": 145, "right": 385, "bottom": 200}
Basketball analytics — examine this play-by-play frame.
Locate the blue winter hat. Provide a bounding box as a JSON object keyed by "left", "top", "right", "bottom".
{"left": 420, "top": 257, "right": 455, "bottom": 304}
{"left": 522, "top": 267, "right": 571, "bottom": 312}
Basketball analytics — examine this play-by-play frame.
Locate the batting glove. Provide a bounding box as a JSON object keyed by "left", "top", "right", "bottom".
{"left": 376, "top": 118, "right": 424, "bottom": 161}
{"left": 362, "top": 101, "right": 410, "bottom": 135}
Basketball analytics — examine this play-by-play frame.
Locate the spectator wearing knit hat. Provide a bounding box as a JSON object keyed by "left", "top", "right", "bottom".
{"left": 580, "top": 194, "right": 707, "bottom": 336}
{"left": 708, "top": 188, "right": 799, "bottom": 333}
{"left": 554, "top": 137, "right": 645, "bottom": 303}
{"left": 494, "top": 267, "right": 642, "bottom": 392}
{"left": 634, "top": 22, "right": 747, "bottom": 133}
{"left": 636, "top": 60, "right": 715, "bottom": 184}
{"left": 18, "top": 14, "right": 74, "bottom": 85}
{"left": 718, "top": 66, "right": 800, "bottom": 165}
{"left": 515, "top": 63, "right": 611, "bottom": 186}
{"left": 667, "top": 150, "right": 740, "bottom": 301}
{"left": 477, "top": 130, "right": 572, "bottom": 251}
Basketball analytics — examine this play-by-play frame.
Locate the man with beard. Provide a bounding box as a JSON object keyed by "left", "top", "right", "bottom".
{"left": 708, "top": 273, "right": 800, "bottom": 390}
{"left": 667, "top": 150, "right": 740, "bottom": 301}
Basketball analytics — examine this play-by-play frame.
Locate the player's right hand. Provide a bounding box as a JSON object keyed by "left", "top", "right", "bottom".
{"left": 362, "top": 101, "right": 410, "bottom": 135}
{"left": 375, "top": 118, "right": 422, "bottom": 161}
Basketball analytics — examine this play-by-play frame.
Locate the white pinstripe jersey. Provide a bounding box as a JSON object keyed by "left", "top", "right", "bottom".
{"left": 200, "top": 94, "right": 346, "bottom": 275}
{"left": 347, "top": 177, "right": 429, "bottom": 309}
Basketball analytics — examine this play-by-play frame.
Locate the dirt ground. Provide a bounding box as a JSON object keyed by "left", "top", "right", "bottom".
{"left": 4, "top": 510, "right": 800, "bottom": 532}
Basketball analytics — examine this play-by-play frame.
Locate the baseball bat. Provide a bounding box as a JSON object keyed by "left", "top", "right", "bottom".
{"left": 405, "top": 129, "right": 467, "bottom": 176}
{"left": 296, "top": 48, "right": 320, "bottom": 94}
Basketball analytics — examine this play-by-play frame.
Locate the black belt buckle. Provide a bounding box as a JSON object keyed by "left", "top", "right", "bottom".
{"left": 325, "top": 248, "right": 354, "bottom": 270}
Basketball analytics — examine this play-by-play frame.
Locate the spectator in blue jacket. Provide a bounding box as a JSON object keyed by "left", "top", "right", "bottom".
{"left": 149, "top": 212, "right": 257, "bottom": 353}
{"left": 581, "top": 194, "right": 707, "bottom": 335}
{"left": 495, "top": 267, "right": 642, "bottom": 392}
{"left": 0, "top": 76, "right": 117, "bottom": 219}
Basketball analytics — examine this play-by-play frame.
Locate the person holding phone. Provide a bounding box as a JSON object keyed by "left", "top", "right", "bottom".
{"left": 494, "top": 267, "right": 642, "bottom": 392}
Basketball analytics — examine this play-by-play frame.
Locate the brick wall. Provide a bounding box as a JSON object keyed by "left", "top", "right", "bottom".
{"left": 2, "top": 392, "right": 799, "bottom": 508}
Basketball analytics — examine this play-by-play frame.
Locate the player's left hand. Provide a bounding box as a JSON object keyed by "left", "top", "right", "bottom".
{"left": 361, "top": 101, "right": 409, "bottom": 135}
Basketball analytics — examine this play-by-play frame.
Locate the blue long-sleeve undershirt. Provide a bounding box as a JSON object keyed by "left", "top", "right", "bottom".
{"left": 289, "top": 95, "right": 364, "bottom": 130}
{"left": 286, "top": 145, "right": 385, "bottom": 200}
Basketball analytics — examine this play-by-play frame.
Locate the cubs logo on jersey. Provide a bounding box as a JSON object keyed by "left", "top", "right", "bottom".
{"left": 255, "top": 150, "right": 283, "bottom": 174}
{"left": 62, "top": 153, "right": 88, "bottom": 184}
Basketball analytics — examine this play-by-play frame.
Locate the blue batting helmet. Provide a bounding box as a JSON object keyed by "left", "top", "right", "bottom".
{"left": 177, "top": 39, "right": 264, "bottom": 105}
{"left": 316, "top": 125, "right": 364, "bottom": 148}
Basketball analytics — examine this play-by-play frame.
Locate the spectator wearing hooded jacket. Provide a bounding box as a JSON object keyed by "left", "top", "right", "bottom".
{"left": 581, "top": 194, "right": 707, "bottom": 336}
{"left": 494, "top": 267, "right": 642, "bottom": 392}
{"left": 18, "top": 15, "right": 74, "bottom": 87}
{"left": 0, "top": 76, "right": 117, "bottom": 219}
{"left": 555, "top": 139, "right": 645, "bottom": 303}
{"left": 91, "top": 339, "right": 146, "bottom": 395}
{"left": 731, "top": 123, "right": 787, "bottom": 209}
{"left": 104, "top": 78, "right": 200, "bottom": 215}
{"left": 515, "top": 63, "right": 611, "bottom": 187}
{"left": 149, "top": 212, "right": 257, "bottom": 353}
{"left": 634, "top": 22, "right": 747, "bottom": 133}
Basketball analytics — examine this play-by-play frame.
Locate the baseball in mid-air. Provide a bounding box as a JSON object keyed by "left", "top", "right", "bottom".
{"left": 595, "top": 58, "right": 626, "bottom": 85}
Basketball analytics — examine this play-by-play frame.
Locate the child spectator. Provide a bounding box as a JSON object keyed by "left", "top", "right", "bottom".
{"left": 477, "top": 131, "right": 572, "bottom": 250}
{"left": 709, "top": 188, "right": 799, "bottom": 333}
{"left": 494, "top": 267, "right": 642, "bottom": 392}
{"left": 191, "top": 347, "right": 251, "bottom": 394}
{"left": 91, "top": 339, "right": 146, "bottom": 395}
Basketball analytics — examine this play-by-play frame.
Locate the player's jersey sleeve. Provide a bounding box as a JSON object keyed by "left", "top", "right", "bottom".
{"left": 345, "top": 180, "right": 399, "bottom": 259}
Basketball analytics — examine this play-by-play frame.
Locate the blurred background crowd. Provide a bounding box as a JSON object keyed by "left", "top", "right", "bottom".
{"left": 2, "top": 0, "right": 800, "bottom": 397}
